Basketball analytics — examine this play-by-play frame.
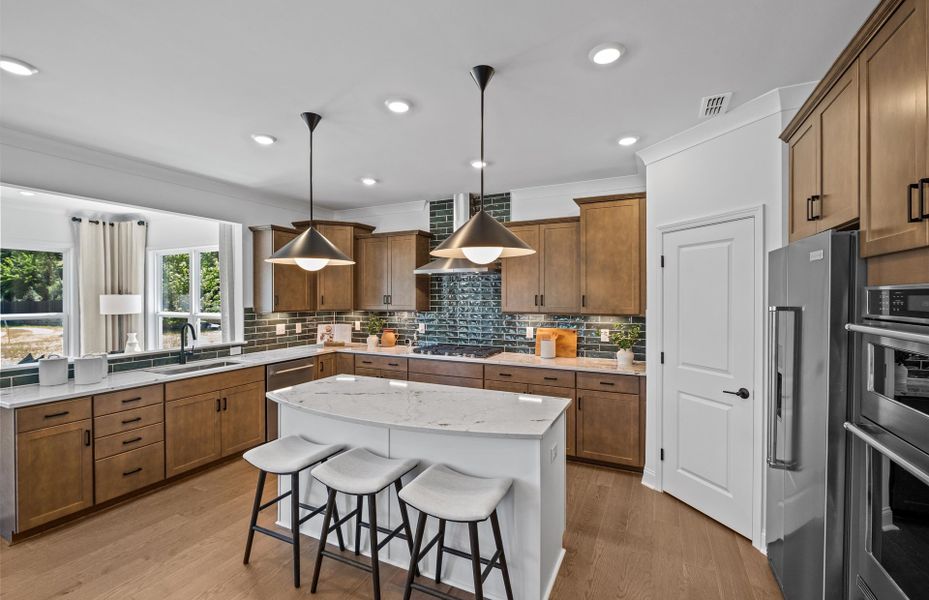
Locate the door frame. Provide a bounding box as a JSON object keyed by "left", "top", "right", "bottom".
{"left": 655, "top": 204, "right": 766, "bottom": 550}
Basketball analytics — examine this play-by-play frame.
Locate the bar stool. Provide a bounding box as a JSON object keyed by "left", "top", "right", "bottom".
{"left": 309, "top": 447, "right": 419, "bottom": 600}
{"left": 242, "top": 435, "right": 345, "bottom": 588}
{"left": 399, "top": 464, "right": 514, "bottom": 600}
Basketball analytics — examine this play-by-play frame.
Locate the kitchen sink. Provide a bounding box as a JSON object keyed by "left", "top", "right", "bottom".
{"left": 146, "top": 360, "right": 243, "bottom": 375}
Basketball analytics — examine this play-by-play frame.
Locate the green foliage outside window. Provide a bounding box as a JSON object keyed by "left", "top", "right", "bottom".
{"left": 0, "top": 249, "right": 63, "bottom": 312}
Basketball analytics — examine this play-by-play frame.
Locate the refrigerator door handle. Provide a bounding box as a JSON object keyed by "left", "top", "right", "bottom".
{"left": 768, "top": 305, "right": 801, "bottom": 469}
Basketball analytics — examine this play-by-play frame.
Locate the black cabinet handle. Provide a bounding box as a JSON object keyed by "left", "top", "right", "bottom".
{"left": 581, "top": 294, "right": 586, "bottom": 308}
{"left": 388, "top": 295, "right": 392, "bottom": 305}
{"left": 922, "top": 178, "right": 929, "bottom": 220}
{"left": 544, "top": 376, "right": 557, "bottom": 381}
{"left": 577, "top": 397, "right": 582, "bottom": 411}
{"left": 723, "top": 388, "right": 751, "bottom": 399}
{"left": 122, "top": 467, "right": 143, "bottom": 477}
{"left": 810, "top": 195, "right": 821, "bottom": 220}
{"left": 216, "top": 398, "right": 221, "bottom": 412}
{"left": 121, "top": 396, "right": 142, "bottom": 404}
{"left": 534, "top": 294, "right": 538, "bottom": 306}
{"left": 908, "top": 183, "right": 922, "bottom": 223}
{"left": 498, "top": 373, "right": 512, "bottom": 377}
{"left": 361, "top": 360, "right": 373, "bottom": 365}
{"left": 122, "top": 436, "right": 143, "bottom": 445}
{"left": 388, "top": 363, "right": 399, "bottom": 367}
{"left": 44, "top": 410, "right": 69, "bottom": 419}
{"left": 222, "top": 397, "right": 228, "bottom": 411}
{"left": 600, "top": 381, "right": 615, "bottom": 386}
{"left": 806, "top": 196, "right": 813, "bottom": 221}
{"left": 540, "top": 294, "right": 544, "bottom": 306}
{"left": 121, "top": 416, "right": 142, "bottom": 425}
{"left": 320, "top": 295, "right": 325, "bottom": 305}
{"left": 84, "top": 430, "right": 91, "bottom": 446}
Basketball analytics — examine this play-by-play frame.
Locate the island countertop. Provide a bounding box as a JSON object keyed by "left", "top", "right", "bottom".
{"left": 267, "top": 374, "right": 570, "bottom": 439}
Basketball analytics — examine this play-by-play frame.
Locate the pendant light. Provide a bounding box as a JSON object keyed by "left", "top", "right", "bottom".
{"left": 267, "top": 112, "right": 354, "bottom": 271}
{"left": 430, "top": 65, "right": 535, "bottom": 264}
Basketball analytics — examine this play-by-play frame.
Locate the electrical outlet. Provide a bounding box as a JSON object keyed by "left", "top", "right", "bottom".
{"left": 295, "top": 323, "right": 302, "bottom": 334}
{"left": 550, "top": 444, "right": 558, "bottom": 463}
{"left": 526, "top": 326, "right": 534, "bottom": 339}
{"left": 229, "top": 346, "right": 242, "bottom": 355}
{"left": 276, "top": 324, "right": 286, "bottom": 335}
{"left": 418, "top": 323, "right": 426, "bottom": 334}
{"left": 354, "top": 321, "right": 361, "bottom": 331}
{"left": 600, "top": 329, "right": 610, "bottom": 342}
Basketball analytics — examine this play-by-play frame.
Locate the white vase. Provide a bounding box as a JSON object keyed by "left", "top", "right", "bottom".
{"left": 616, "top": 349, "right": 634, "bottom": 369}
{"left": 366, "top": 335, "right": 379, "bottom": 351}
{"left": 124, "top": 332, "right": 142, "bottom": 354}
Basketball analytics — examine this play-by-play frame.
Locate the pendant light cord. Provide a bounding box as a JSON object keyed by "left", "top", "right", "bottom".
{"left": 309, "top": 126, "right": 314, "bottom": 222}
{"left": 479, "top": 84, "right": 485, "bottom": 212}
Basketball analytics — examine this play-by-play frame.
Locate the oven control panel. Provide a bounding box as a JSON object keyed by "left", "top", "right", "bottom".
{"left": 865, "top": 284, "right": 929, "bottom": 325}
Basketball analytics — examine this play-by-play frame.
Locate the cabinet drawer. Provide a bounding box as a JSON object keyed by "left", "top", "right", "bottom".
{"left": 17, "top": 397, "right": 92, "bottom": 433}
{"left": 408, "top": 372, "right": 484, "bottom": 389}
{"left": 484, "top": 379, "right": 528, "bottom": 393}
{"left": 354, "top": 355, "right": 408, "bottom": 372}
{"left": 95, "top": 441, "right": 165, "bottom": 503}
{"left": 484, "top": 364, "right": 575, "bottom": 387}
{"left": 408, "top": 358, "right": 483, "bottom": 379}
{"left": 576, "top": 372, "right": 639, "bottom": 394}
{"left": 528, "top": 384, "right": 575, "bottom": 399}
{"left": 94, "top": 423, "right": 164, "bottom": 460}
{"left": 93, "top": 385, "right": 164, "bottom": 416}
{"left": 94, "top": 404, "right": 164, "bottom": 438}
{"left": 354, "top": 367, "right": 382, "bottom": 378}
{"left": 164, "top": 366, "right": 264, "bottom": 401}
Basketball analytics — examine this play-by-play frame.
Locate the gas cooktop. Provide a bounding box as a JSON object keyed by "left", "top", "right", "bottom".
{"left": 412, "top": 344, "right": 504, "bottom": 359}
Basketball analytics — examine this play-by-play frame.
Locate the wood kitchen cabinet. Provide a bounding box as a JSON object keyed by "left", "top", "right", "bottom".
{"left": 575, "top": 373, "right": 644, "bottom": 468}
{"left": 355, "top": 231, "right": 431, "bottom": 311}
{"left": 250, "top": 225, "right": 316, "bottom": 314}
{"left": 337, "top": 353, "right": 355, "bottom": 375}
{"left": 315, "top": 353, "right": 336, "bottom": 379}
{"left": 501, "top": 219, "right": 580, "bottom": 314}
{"left": 165, "top": 391, "right": 223, "bottom": 477}
{"left": 576, "top": 194, "right": 646, "bottom": 316}
{"left": 292, "top": 220, "right": 375, "bottom": 310}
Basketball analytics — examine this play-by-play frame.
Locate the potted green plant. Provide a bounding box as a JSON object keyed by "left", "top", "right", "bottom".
{"left": 610, "top": 322, "right": 641, "bottom": 369}
{"left": 365, "top": 315, "right": 386, "bottom": 351}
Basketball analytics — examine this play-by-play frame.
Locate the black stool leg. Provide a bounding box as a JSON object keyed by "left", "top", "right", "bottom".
{"left": 354, "top": 495, "right": 364, "bottom": 555}
{"left": 291, "top": 472, "right": 301, "bottom": 588}
{"left": 403, "top": 512, "right": 427, "bottom": 600}
{"left": 331, "top": 498, "right": 346, "bottom": 552}
{"left": 394, "top": 480, "right": 420, "bottom": 577}
{"left": 311, "top": 488, "right": 337, "bottom": 593}
{"left": 434, "top": 519, "right": 446, "bottom": 584}
{"left": 243, "top": 470, "right": 267, "bottom": 564}
{"left": 368, "top": 493, "right": 381, "bottom": 600}
{"left": 491, "top": 511, "right": 514, "bottom": 600}
{"left": 468, "top": 522, "right": 483, "bottom": 600}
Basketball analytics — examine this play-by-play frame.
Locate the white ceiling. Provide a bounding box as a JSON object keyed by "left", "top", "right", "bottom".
{"left": 0, "top": 0, "right": 877, "bottom": 210}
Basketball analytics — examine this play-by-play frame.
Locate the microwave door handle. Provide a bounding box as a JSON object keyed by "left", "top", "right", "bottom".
{"left": 845, "top": 422, "right": 929, "bottom": 488}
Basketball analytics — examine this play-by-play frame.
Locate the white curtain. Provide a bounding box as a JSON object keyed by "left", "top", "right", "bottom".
{"left": 77, "top": 220, "right": 147, "bottom": 354}
{"left": 218, "top": 222, "right": 237, "bottom": 342}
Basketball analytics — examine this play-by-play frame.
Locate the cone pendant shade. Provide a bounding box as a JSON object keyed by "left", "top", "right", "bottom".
{"left": 430, "top": 65, "right": 534, "bottom": 265}
{"left": 267, "top": 112, "right": 354, "bottom": 270}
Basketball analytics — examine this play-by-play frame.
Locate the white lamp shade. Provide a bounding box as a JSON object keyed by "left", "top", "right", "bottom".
{"left": 99, "top": 294, "right": 142, "bottom": 315}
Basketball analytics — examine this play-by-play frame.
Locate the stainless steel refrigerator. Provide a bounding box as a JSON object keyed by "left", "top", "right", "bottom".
{"left": 766, "top": 230, "right": 864, "bottom": 600}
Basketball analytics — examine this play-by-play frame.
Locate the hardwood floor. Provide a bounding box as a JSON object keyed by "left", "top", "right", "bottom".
{"left": 0, "top": 459, "right": 781, "bottom": 599}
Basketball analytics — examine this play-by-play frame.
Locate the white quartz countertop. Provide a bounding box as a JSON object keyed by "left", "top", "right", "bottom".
{"left": 1, "top": 343, "right": 643, "bottom": 410}
{"left": 269, "top": 375, "right": 571, "bottom": 439}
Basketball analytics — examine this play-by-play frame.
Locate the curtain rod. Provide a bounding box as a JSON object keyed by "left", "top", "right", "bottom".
{"left": 71, "top": 217, "right": 146, "bottom": 226}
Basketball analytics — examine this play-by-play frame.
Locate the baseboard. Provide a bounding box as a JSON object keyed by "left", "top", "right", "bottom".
{"left": 640, "top": 467, "right": 660, "bottom": 491}
{"left": 543, "top": 548, "right": 566, "bottom": 600}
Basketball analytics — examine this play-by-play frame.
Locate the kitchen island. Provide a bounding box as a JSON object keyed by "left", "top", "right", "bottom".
{"left": 268, "top": 375, "right": 569, "bottom": 600}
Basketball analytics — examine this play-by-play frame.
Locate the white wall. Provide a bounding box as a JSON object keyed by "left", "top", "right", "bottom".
{"left": 510, "top": 174, "right": 645, "bottom": 220}
{"left": 0, "top": 126, "right": 314, "bottom": 307}
{"left": 332, "top": 199, "right": 430, "bottom": 233}
{"left": 636, "top": 83, "right": 815, "bottom": 548}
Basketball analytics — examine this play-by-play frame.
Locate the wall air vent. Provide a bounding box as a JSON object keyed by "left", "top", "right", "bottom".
{"left": 698, "top": 92, "right": 732, "bottom": 118}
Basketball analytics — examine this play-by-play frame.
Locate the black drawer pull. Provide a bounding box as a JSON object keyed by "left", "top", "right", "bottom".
{"left": 216, "top": 398, "right": 221, "bottom": 412}
{"left": 908, "top": 182, "right": 923, "bottom": 223}
{"left": 84, "top": 430, "right": 91, "bottom": 446}
{"left": 361, "top": 360, "right": 373, "bottom": 365}
{"left": 121, "top": 417, "right": 142, "bottom": 425}
{"left": 498, "top": 373, "right": 512, "bottom": 377}
{"left": 44, "top": 411, "right": 69, "bottom": 419}
{"left": 222, "top": 397, "right": 228, "bottom": 411}
{"left": 122, "top": 436, "right": 143, "bottom": 445}
{"left": 543, "top": 376, "right": 558, "bottom": 381}
{"left": 122, "top": 467, "right": 143, "bottom": 477}
{"left": 599, "top": 381, "right": 615, "bottom": 386}
{"left": 388, "top": 363, "right": 399, "bottom": 367}
{"left": 121, "top": 396, "right": 142, "bottom": 404}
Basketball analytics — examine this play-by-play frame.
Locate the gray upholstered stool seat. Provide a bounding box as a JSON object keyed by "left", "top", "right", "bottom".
{"left": 243, "top": 435, "right": 341, "bottom": 474}
{"left": 311, "top": 447, "right": 418, "bottom": 495}
{"left": 398, "top": 464, "right": 512, "bottom": 522}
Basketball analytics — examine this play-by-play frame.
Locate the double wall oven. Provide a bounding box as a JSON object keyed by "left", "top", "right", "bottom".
{"left": 846, "top": 285, "right": 929, "bottom": 600}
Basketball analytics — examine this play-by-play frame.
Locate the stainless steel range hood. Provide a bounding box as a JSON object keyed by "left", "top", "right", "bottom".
{"left": 414, "top": 193, "right": 495, "bottom": 275}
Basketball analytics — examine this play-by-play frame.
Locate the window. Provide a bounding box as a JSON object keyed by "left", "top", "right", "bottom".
{"left": 0, "top": 247, "right": 69, "bottom": 367}
{"left": 154, "top": 247, "right": 222, "bottom": 349}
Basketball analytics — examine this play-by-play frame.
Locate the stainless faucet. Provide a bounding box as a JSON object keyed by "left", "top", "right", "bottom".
{"left": 179, "top": 322, "right": 197, "bottom": 364}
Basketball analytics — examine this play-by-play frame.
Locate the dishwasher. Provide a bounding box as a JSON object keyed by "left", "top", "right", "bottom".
{"left": 265, "top": 357, "right": 316, "bottom": 440}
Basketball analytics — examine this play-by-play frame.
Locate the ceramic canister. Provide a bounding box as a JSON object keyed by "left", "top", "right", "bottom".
{"left": 540, "top": 338, "right": 556, "bottom": 359}
{"left": 38, "top": 354, "right": 69, "bottom": 386}
{"left": 74, "top": 356, "right": 105, "bottom": 385}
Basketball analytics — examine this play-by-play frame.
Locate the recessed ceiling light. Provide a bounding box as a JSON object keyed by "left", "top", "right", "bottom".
{"left": 471, "top": 160, "right": 488, "bottom": 169}
{"left": 19, "top": 190, "right": 35, "bottom": 196}
{"left": 0, "top": 56, "right": 39, "bottom": 76}
{"left": 618, "top": 136, "right": 639, "bottom": 146}
{"left": 361, "top": 177, "right": 378, "bottom": 186}
{"left": 250, "top": 133, "right": 277, "bottom": 146}
{"left": 384, "top": 99, "right": 412, "bottom": 114}
{"left": 588, "top": 43, "right": 625, "bottom": 66}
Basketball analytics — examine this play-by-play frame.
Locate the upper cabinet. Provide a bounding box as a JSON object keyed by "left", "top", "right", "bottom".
{"left": 292, "top": 220, "right": 375, "bottom": 311}
{"left": 501, "top": 220, "right": 580, "bottom": 313}
{"left": 355, "top": 231, "right": 431, "bottom": 311}
{"left": 781, "top": 0, "right": 929, "bottom": 264}
{"left": 250, "top": 225, "right": 316, "bottom": 314}
{"left": 577, "top": 194, "right": 646, "bottom": 316}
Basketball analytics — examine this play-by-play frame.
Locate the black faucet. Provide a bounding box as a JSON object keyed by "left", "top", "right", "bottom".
{"left": 179, "top": 322, "right": 197, "bottom": 364}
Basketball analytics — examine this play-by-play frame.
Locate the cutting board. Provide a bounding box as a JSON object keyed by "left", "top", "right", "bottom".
{"left": 534, "top": 328, "right": 577, "bottom": 358}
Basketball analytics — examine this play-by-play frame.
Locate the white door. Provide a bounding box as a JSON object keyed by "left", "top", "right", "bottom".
{"left": 661, "top": 216, "right": 756, "bottom": 537}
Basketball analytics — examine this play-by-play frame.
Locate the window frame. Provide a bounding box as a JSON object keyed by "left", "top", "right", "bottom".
{"left": 0, "top": 240, "right": 76, "bottom": 362}
{"left": 150, "top": 245, "right": 221, "bottom": 350}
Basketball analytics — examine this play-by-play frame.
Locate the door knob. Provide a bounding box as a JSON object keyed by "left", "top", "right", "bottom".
{"left": 723, "top": 388, "right": 750, "bottom": 399}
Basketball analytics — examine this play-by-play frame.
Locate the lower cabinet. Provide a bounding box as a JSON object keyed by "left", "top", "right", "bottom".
{"left": 220, "top": 382, "right": 265, "bottom": 457}
{"left": 337, "top": 353, "right": 355, "bottom": 375}
{"left": 95, "top": 442, "right": 165, "bottom": 503}
{"left": 316, "top": 354, "right": 337, "bottom": 379}
{"left": 576, "top": 390, "right": 643, "bottom": 467}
